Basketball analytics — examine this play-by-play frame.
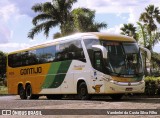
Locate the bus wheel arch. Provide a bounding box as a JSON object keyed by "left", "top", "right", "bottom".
{"left": 77, "top": 80, "right": 91, "bottom": 100}
{"left": 18, "top": 83, "right": 27, "bottom": 99}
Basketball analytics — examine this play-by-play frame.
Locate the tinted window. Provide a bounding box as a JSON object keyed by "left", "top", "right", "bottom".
{"left": 43, "top": 46, "right": 56, "bottom": 63}
{"left": 55, "top": 40, "right": 85, "bottom": 62}
{"left": 8, "top": 40, "right": 85, "bottom": 68}
{"left": 8, "top": 45, "right": 56, "bottom": 68}
{"left": 123, "top": 43, "right": 139, "bottom": 54}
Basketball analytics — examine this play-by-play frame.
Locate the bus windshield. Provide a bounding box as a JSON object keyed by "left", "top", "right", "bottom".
{"left": 101, "top": 41, "right": 143, "bottom": 76}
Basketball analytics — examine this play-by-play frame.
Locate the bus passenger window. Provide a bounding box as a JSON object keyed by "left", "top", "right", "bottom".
{"left": 43, "top": 46, "right": 56, "bottom": 62}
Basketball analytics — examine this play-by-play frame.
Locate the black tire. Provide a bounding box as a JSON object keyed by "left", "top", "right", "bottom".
{"left": 78, "top": 82, "right": 91, "bottom": 100}
{"left": 26, "top": 85, "right": 39, "bottom": 100}
{"left": 46, "top": 95, "right": 62, "bottom": 100}
{"left": 19, "top": 86, "right": 27, "bottom": 99}
{"left": 110, "top": 94, "right": 123, "bottom": 100}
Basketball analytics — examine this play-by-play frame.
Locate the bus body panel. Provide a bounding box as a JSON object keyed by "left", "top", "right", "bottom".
{"left": 7, "top": 32, "right": 146, "bottom": 97}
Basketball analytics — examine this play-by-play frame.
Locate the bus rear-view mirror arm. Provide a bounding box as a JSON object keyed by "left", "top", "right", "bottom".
{"left": 139, "top": 46, "right": 151, "bottom": 60}
{"left": 92, "top": 45, "right": 108, "bottom": 59}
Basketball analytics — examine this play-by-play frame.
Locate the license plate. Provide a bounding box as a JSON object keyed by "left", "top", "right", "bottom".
{"left": 125, "top": 88, "right": 133, "bottom": 91}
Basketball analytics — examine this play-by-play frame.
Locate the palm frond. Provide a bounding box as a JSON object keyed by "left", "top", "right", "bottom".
{"left": 95, "top": 22, "right": 107, "bottom": 29}
{"left": 28, "top": 24, "right": 45, "bottom": 39}
{"left": 43, "top": 21, "right": 59, "bottom": 37}
{"left": 32, "top": 14, "right": 53, "bottom": 26}
{"left": 32, "top": 3, "right": 43, "bottom": 12}
{"left": 42, "top": 2, "right": 55, "bottom": 12}
{"left": 28, "top": 21, "right": 58, "bottom": 39}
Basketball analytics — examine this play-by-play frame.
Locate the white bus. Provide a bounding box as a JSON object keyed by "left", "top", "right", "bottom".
{"left": 7, "top": 32, "right": 150, "bottom": 100}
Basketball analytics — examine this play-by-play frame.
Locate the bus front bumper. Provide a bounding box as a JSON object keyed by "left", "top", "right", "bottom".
{"left": 104, "top": 80, "right": 145, "bottom": 94}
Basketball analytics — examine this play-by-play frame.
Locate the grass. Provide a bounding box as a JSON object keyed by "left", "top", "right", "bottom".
{"left": 0, "top": 86, "right": 8, "bottom": 95}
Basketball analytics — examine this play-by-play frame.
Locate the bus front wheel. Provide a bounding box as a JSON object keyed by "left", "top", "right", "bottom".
{"left": 19, "top": 86, "right": 27, "bottom": 99}
{"left": 78, "top": 82, "right": 90, "bottom": 100}
{"left": 26, "top": 85, "right": 39, "bottom": 100}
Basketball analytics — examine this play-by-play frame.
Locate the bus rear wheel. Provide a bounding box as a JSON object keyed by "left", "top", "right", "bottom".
{"left": 78, "top": 82, "right": 90, "bottom": 100}
{"left": 26, "top": 85, "right": 39, "bottom": 100}
{"left": 19, "top": 86, "right": 27, "bottom": 99}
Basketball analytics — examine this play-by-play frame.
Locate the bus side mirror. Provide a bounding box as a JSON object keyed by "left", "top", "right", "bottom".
{"left": 92, "top": 45, "right": 108, "bottom": 59}
{"left": 139, "top": 46, "right": 151, "bottom": 60}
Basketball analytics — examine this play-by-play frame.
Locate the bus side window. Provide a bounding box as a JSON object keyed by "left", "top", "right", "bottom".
{"left": 68, "top": 40, "right": 86, "bottom": 62}
{"left": 28, "top": 50, "right": 38, "bottom": 65}
{"left": 43, "top": 46, "right": 56, "bottom": 63}
{"left": 55, "top": 40, "right": 86, "bottom": 62}
{"left": 36, "top": 48, "right": 44, "bottom": 64}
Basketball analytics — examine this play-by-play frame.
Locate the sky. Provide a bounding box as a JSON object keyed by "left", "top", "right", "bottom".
{"left": 0, "top": 0, "right": 160, "bottom": 53}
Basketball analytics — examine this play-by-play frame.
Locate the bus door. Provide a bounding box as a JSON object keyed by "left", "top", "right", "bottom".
{"left": 92, "top": 51, "right": 104, "bottom": 93}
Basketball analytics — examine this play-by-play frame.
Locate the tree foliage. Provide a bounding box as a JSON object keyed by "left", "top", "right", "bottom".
{"left": 0, "top": 51, "right": 7, "bottom": 78}
{"left": 139, "top": 4, "right": 160, "bottom": 51}
{"left": 28, "top": 0, "right": 107, "bottom": 39}
{"left": 72, "top": 8, "right": 107, "bottom": 32}
{"left": 28, "top": 0, "right": 77, "bottom": 39}
{"left": 120, "top": 23, "right": 138, "bottom": 41}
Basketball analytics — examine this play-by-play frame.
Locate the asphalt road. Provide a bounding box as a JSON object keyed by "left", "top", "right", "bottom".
{"left": 0, "top": 95, "right": 160, "bottom": 117}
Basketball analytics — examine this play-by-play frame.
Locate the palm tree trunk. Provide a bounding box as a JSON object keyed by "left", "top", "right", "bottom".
{"left": 140, "top": 23, "right": 148, "bottom": 75}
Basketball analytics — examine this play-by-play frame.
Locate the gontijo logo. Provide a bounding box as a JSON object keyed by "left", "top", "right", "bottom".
{"left": 20, "top": 67, "right": 42, "bottom": 75}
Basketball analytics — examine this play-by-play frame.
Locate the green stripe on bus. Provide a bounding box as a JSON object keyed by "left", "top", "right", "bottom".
{"left": 42, "top": 60, "right": 72, "bottom": 88}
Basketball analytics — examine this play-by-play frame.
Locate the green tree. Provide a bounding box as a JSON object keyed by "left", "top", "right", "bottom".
{"left": 28, "top": 1, "right": 107, "bottom": 39}
{"left": 72, "top": 8, "right": 107, "bottom": 32}
{"left": 53, "top": 32, "right": 62, "bottom": 39}
{"left": 0, "top": 51, "right": 6, "bottom": 78}
{"left": 139, "top": 5, "right": 160, "bottom": 51}
{"left": 120, "top": 23, "right": 138, "bottom": 41}
{"left": 137, "top": 22, "right": 148, "bottom": 74}
{"left": 137, "top": 22, "right": 147, "bottom": 47}
{"left": 28, "top": 0, "right": 77, "bottom": 39}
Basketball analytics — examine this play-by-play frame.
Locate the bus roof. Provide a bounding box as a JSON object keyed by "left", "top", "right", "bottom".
{"left": 89, "top": 32, "right": 136, "bottom": 42}
{"left": 8, "top": 32, "right": 136, "bottom": 54}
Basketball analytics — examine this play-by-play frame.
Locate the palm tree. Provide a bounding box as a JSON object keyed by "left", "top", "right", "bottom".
{"left": 28, "top": 0, "right": 77, "bottom": 39}
{"left": 137, "top": 22, "right": 149, "bottom": 75}
{"left": 139, "top": 5, "right": 160, "bottom": 51}
{"left": 137, "top": 22, "right": 147, "bottom": 47}
{"left": 120, "top": 23, "right": 138, "bottom": 41}
{"left": 72, "top": 8, "right": 107, "bottom": 32}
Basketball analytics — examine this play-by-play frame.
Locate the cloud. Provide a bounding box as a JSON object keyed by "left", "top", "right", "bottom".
{"left": 0, "top": 25, "right": 12, "bottom": 44}
{"left": 101, "top": 24, "right": 123, "bottom": 34}
{"left": 0, "top": 2, "right": 17, "bottom": 44}
{"left": 75, "top": 0, "right": 138, "bottom": 13}
{"left": 0, "top": 43, "right": 30, "bottom": 53}
{"left": 78, "top": 0, "right": 158, "bottom": 13}
{"left": 8, "top": 0, "right": 50, "bottom": 17}
{"left": 75, "top": 0, "right": 159, "bottom": 25}
{"left": 0, "top": 3, "right": 17, "bottom": 22}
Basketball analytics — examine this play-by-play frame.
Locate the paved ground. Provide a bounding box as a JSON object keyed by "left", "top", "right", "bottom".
{"left": 0, "top": 95, "right": 160, "bottom": 118}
